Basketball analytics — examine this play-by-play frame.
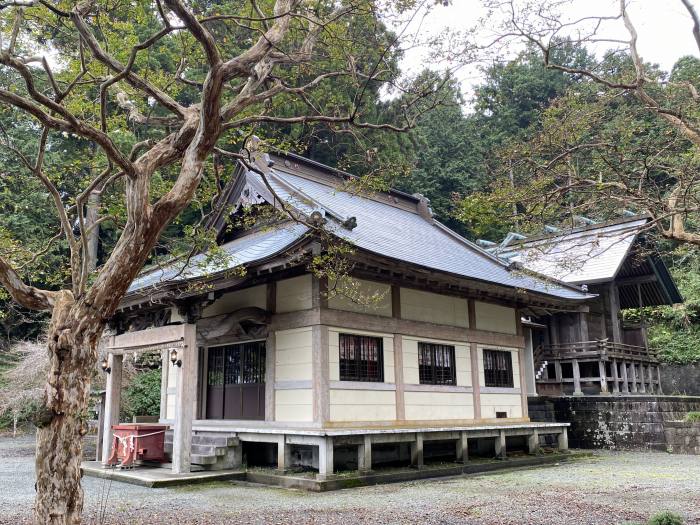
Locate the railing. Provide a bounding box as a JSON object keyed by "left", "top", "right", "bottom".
{"left": 538, "top": 339, "right": 658, "bottom": 362}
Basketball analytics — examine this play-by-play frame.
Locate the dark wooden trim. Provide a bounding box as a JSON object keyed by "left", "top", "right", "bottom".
{"left": 392, "top": 285, "right": 401, "bottom": 319}
{"left": 266, "top": 281, "right": 277, "bottom": 314}
{"left": 468, "top": 299, "right": 476, "bottom": 329}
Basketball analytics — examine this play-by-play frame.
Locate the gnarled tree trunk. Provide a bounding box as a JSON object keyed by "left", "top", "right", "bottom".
{"left": 34, "top": 291, "right": 105, "bottom": 525}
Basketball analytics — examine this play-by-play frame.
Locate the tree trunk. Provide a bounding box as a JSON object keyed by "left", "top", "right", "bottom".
{"left": 34, "top": 291, "right": 105, "bottom": 525}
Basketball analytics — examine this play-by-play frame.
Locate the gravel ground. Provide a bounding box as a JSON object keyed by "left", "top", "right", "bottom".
{"left": 2, "top": 434, "right": 699, "bottom": 525}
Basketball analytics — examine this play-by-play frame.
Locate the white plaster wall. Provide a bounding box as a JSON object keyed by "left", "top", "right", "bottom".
{"left": 275, "top": 327, "right": 313, "bottom": 381}
{"left": 276, "top": 275, "right": 312, "bottom": 313}
{"left": 202, "top": 285, "right": 266, "bottom": 317}
{"left": 275, "top": 389, "right": 313, "bottom": 422}
{"left": 327, "top": 278, "right": 392, "bottom": 317}
{"left": 402, "top": 336, "right": 471, "bottom": 387}
{"left": 474, "top": 301, "right": 517, "bottom": 334}
{"left": 404, "top": 391, "right": 474, "bottom": 420}
{"left": 477, "top": 346, "right": 521, "bottom": 389}
{"left": 400, "top": 288, "right": 469, "bottom": 327}
{"left": 329, "top": 389, "right": 396, "bottom": 422}
{"left": 480, "top": 393, "right": 523, "bottom": 419}
{"left": 169, "top": 307, "right": 185, "bottom": 323}
{"left": 328, "top": 328, "right": 394, "bottom": 383}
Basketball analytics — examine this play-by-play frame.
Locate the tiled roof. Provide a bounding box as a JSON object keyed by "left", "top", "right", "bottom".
{"left": 247, "top": 164, "right": 590, "bottom": 301}
{"left": 128, "top": 223, "right": 308, "bottom": 292}
{"left": 496, "top": 218, "right": 649, "bottom": 285}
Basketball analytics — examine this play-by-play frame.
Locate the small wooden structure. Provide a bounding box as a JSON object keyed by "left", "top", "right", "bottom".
{"left": 492, "top": 216, "right": 683, "bottom": 396}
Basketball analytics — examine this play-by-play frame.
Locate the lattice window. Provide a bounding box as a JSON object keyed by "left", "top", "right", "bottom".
{"left": 339, "top": 334, "right": 384, "bottom": 382}
{"left": 483, "top": 349, "right": 514, "bottom": 388}
{"left": 418, "top": 342, "right": 456, "bottom": 385}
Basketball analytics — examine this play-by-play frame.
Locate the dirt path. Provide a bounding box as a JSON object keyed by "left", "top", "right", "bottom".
{"left": 2, "top": 434, "right": 699, "bottom": 524}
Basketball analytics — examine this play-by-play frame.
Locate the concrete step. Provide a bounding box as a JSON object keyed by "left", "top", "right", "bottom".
{"left": 192, "top": 435, "right": 239, "bottom": 447}
{"left": 191, "top": 453, "right": 218, "bottom": 465}
{"left": 192, "top": 444, "right": 227, "bottom": 457}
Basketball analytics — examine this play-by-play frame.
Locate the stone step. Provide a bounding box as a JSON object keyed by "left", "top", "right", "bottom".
{"left": 192, "top": 435, "right": 239, "bottom": 447}
{"left": 191, "top": 453, "right": 218, "bottom": 465}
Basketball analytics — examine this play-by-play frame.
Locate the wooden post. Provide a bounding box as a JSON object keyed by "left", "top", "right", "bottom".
{"left": 630, "top": 362, "right": 638, "bottom": 393}
{"left": 608, "top": 283, "right": 622, "bottom": 343}
{"left": 611, "top": 359, "right": 620, "bottom": 394}
{"left": 470, "top": 342, "right": 481, "bottom": 420}
{"left": 173, "top": 324, "right": 198, "bottom": 474}
{"left": 159, "top": 349, "right": 169, "bottom": 421}
{"left": 656, "top": 366, "right": 663, "bottom": 394}
{"left": 95, "top": 392, "right": 105, "bottom": 462}
{"left": 312, "top": 325, "right": 330, "bottom": 424}
{"left": 101, "top": 352, "right": 123, "bottom": 464}
{"left": 638, "top": 364, "right": 647, "bottom": 393}
{"left": 277, "top": 435, "right": 290, "bottom": 472}
{"left": 621, "top": 361, "right": 629, "bottom": 393}
{"left": 265, "top": 331, "right": 276, "bottom": 421}
{"left": 598, "top": 360, "right": 609, "bottom": 395}
{"left": 518, "top": 346, "right": 529, "bottom": 419}
{"left": 572, "top": 359, "right": 583, "bottom": 396}
{"left": 554, "top": 360, "right": 563, "bottom": 383}
{"left": 411, "top": 433, "right": 424, "bottom": 468}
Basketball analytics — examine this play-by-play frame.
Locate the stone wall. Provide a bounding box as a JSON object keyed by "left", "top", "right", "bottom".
{"left": 529, "top": 395, "right": 700, "bottom": 450}
{"left": 660, "top": 364, "right": 700, "bottom": 395}
{"left": 664, "top": 421, "right": 700, "bottom": 454}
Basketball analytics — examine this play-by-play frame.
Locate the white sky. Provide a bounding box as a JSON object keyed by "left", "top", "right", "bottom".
{"left": 399, "top": 0, "right": 700, "bottom": 103}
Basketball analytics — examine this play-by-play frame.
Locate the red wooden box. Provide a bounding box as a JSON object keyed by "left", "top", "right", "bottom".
{"left": 104, "top": 423, "right": 168, "bottom": 469}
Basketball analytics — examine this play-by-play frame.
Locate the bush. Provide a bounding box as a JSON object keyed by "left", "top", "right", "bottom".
{"left": 685, "top": 412, "right": 700, "bottom": 423}
{"left": 648, "top": 511, "right": 684, "bottom": 525}
{"left": 122, "top": 368, "right": 161, "bottom": 421}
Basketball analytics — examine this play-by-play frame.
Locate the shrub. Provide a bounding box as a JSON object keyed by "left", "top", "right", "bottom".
{"left": 648, "top": 511, "right": 684, "bottom": 525}
{"left": 685, "top": 412, "right": 700, "bottom": 423}
{"left": 122, "top": 368, "right": 162, "bottom": 421}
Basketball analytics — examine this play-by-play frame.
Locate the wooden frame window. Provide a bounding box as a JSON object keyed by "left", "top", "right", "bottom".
{"left": 418, "top": 342, "right": 456, "bottom": 385}
{"left": 339, "top": 333, "right": 384, "bottom": 382}
{"left": 483, "top": 349, "right": 514, "bottom": 388}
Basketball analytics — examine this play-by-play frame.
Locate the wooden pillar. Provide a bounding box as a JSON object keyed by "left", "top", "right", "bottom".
{"left": 638, "top": 364, "right": 647, "bottom": 393}
{"left": 172, "top": 324, "right": 198, "bottom": 474}
{"left": 656, "top": 366, "right": 663, "bottom": 394}
{"left": 318, "top": 437, "right": 334, "bottom": 479}
{"left": 598, "top": 360, "right": 609, "bottom": 395}
{"left": 457, "top": 431, "right": 469, "bottom": 464}
{"left": 608, "top": 283, "right": 622, "bottom": 343}
{"left": 611, "top": 359, "right": 620, "bottom": 394}
{"left": 518, "top": 346, "right": 529, "bottom": 419}
{"left": 411, "top": 433, "right": 424, "bottom": 468}
{"left": 101, "top": 352, "right": 123, "bottom": 464}
{"left": 495, "top": 430, "right": 507, "bottom": 459}
{"left": 554, "top": 360, "right": 563, "bottom": 383}
{"left": 312, "top": 325, "right": 330, "bottom": 424}
{"left": 630, "top": 362, "right": 638, "bottom": 393}
{"left": 470, "top": 342, "right": 481, "bottom": 420}
{"left": 621, "top": 361, "right": 629, "bottom": 393}
{"left": 159, "top": 349, "right": 169, "bottom": 420}
{"left": 557, "top": 428, "right": 569, "bottom": 451}
{"left": 572, "top": 359, "right": 583, "bottom": 396}
{"left": 358, "top": 435, "right": 372, "bottom": 473}
{"left": 528, "top": 430, "right": 539, "bottom": 454}
{"left": 95, "top": 392, "right": 105, "bottom": 462}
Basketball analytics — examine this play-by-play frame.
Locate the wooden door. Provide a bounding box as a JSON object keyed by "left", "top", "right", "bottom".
{"left": 206, "top": 341, "right": 266, "bottom": 420}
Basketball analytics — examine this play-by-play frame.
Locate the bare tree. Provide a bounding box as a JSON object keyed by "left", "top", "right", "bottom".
{"left": 473, "top": 0, "right": 700, "bottom": 243}
{"left": 0, "top": 1, "right": 441, "bottom": 522}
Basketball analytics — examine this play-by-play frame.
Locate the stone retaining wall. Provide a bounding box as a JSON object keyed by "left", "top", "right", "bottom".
{"left": 528, "top": 395, "right": 700, "bottom": 451}
{"left": 664, "top": 421, "right": 700, "bottom": 454}
{"left": 660, "top": 364, "right": 700, "bottom": 395}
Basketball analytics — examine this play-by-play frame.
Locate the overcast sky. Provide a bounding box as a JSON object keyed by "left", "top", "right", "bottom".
{"left": 399, "top": 0, "right": 700, "bottom": 102}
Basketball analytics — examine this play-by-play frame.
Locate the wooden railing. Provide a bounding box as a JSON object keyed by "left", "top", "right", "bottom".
{"left": 538, "top": 339, "right": 658, "bottom": 362}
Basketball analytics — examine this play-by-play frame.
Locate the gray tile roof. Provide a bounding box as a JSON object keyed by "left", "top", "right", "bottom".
{"left": 496, "top": 218, "right": 648, "bottom": 285}
{"left": 128, "top": 223, "right": 308, "bottom": 293}
{"left": 251, "top": 166, "right": 590, "bottom": 301}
